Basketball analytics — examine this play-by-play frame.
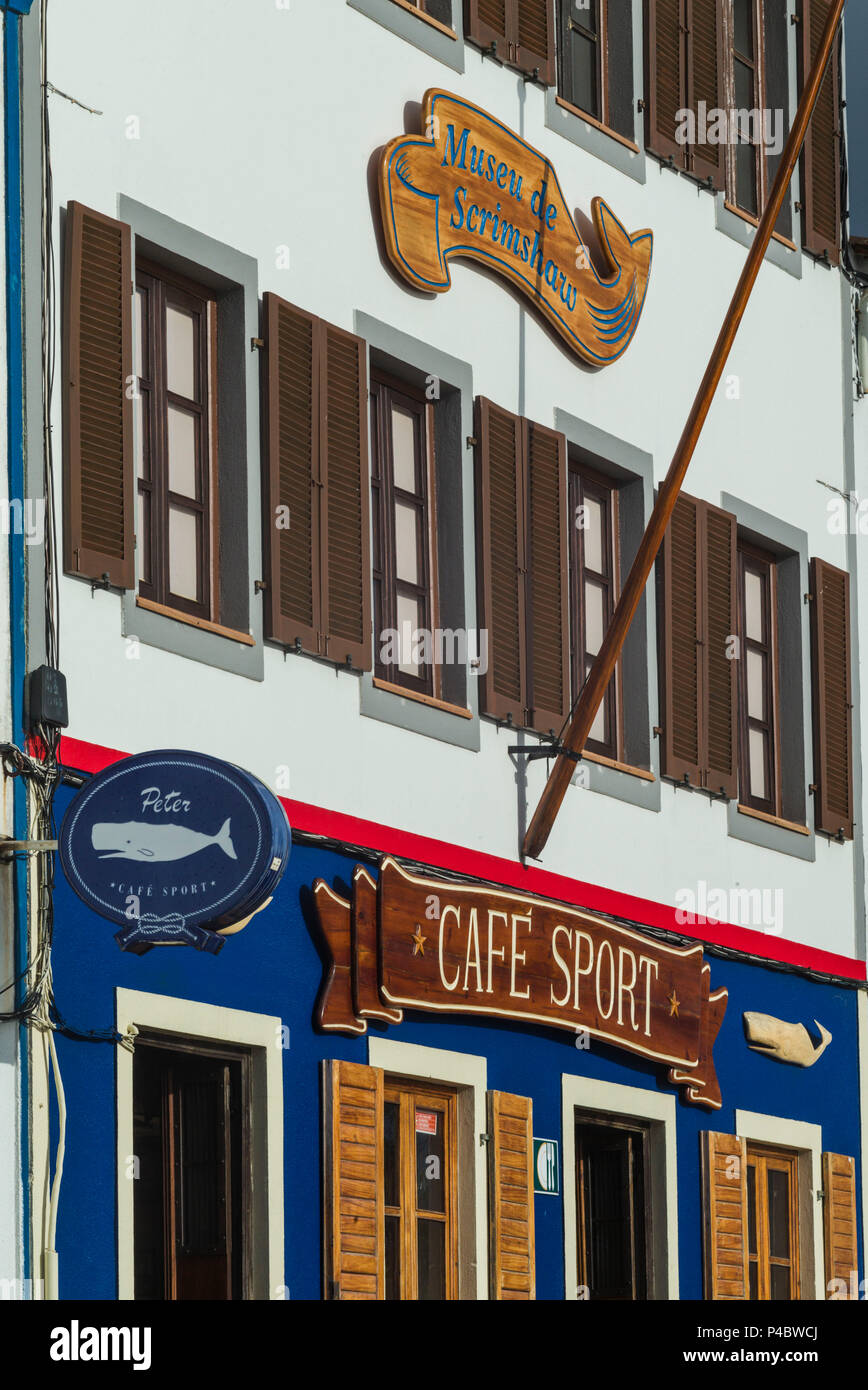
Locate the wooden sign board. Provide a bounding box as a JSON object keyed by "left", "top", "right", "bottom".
{"left": 313, "top": 857, "right": 727, "bottom": 1110}
{"left": 379, "top": 90, "right": 653, "bottom": 367}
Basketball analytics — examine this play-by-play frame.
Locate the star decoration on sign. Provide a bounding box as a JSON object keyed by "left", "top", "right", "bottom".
{"left": 668, "top": 989, "right": 679, "bottom": 1018}
{"left": 411, "top": 924, "right": 427, "bottom": 957}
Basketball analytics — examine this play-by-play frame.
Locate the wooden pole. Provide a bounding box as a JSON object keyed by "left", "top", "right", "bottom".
{"left": 522, "top": 0, "right": 846, "bottom": 861}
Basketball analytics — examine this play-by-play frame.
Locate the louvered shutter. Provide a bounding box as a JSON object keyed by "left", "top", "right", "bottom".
{"left": 525, "top": 421, "right": 569, "bottom": 735}
{"left": 646, "top": 0, "right": 686, "bottom": 167}
{"left": 822, "top": 1152, "right": 857, "bottom": 1298}
{"left": 810, "top": 558, "right": 853, "bottom": 838}
{"left": 62, "top": 202, "right": 134, "bottom": 589}
{"left": 686, "top": 0, "right": 724, "bottom": 188}
{"left": 321, "top": 324, "right": 372, "bottom": 671}
{"left": 701, "top": 1132, "right": 749, "bottom": 1300}
{"left": 702, "top": 503, "right": 738, "bottom": 799}
{"left": 514, "top": 0, "right": 556, "bottom": 85}
{"left": 262, "top": 293, "right": 320, "bottom": 653}
{"left": 465, "top": 0, "right": 509, "bottom": 54}
{"left": 764, "top": 0, "right": 792, "bottom": 240}
{"left": 475, "top": 398, "right": 527, "bottom": 725}
{"left": 661, "top": 492, "right": 702, "bottom": 786}
{"left": 800, "top": 0, "right": 841, "bottom": 264}
{"left": 323, "top": 1060, "right": 384, "bottom": 1300}
{"left": 488, "top": 1091, "right": 535, "bottom": 1300}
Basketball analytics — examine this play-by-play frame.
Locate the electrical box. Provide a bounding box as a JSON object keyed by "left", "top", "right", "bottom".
{"left": 28, "top": 666, "right": 69, "bottom": 729}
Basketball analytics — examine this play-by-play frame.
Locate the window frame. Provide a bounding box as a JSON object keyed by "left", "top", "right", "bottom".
{"left": 737, "top": 540, "right": 782, "bottom": 817}
{"left": 370, "top": 370, "right": 440, "bottom": 698}
{"left": 557, "top": 0, "right": 605, "bottom": 125}
{"left": 723, "top": 0, "right": 769, "bottom": 220}
{"left": 132, "top": 1035, "right": 251, "bottom": 1301}
{"left": 389, "top": 0, "right": 456, "bottom": 35}
{"left": 135, "top": 257, "right": 217, "bottom": 623}
{"left": 575, "top": 1112, "right": 651, "bottom": 1301}
{"left": 746, "top": 1142, "right": 801, "bottom": 1300}
{"left": 569, "top": 460, "right": 622, "bottom": 761}
{"left": 383, "top": 1077, "right": 459, "bottom": 1301}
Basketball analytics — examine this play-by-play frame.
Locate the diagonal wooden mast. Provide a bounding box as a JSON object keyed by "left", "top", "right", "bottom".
{"left": 522, "top": 0, "right": 847, "bottom": 861}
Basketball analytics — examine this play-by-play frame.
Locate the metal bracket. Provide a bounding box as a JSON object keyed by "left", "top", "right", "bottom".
{"left": 90, "top": 572, "right": 111, "bottom": 596}
{"left": 0, "top": 838, "right": 58, "bottom": 860}
{"left": 508, "top": 742, "right": 582, "bottom": 765}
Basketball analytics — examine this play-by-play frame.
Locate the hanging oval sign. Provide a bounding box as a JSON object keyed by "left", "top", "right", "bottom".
{"left": 59, "top": 750, "right": 291, "bottom": 954}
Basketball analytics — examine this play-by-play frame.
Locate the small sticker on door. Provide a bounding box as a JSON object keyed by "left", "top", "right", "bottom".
{"left": 415, "top": 1110, "right": 438, "bottom": 1135}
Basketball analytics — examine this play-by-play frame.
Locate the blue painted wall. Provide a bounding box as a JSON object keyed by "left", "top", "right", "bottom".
{"left": 48, "top": 782, "right": 863, "bottom": 1300}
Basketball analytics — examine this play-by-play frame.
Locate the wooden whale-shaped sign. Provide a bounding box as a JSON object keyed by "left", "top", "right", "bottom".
{"left": 379, "top": 90, "right": 653, "bottom": 367}
{"left": 743, "top": 1011, "right": 832, "bottom": 1067}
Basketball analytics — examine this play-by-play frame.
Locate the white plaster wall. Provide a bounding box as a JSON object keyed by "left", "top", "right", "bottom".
{"left": 43, "top": 0, "right": 857, "bottom": 960}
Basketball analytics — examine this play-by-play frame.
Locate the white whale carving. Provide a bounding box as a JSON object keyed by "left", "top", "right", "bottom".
{"left": 91, "top": 818, "right": 237, "bottom": 863}
{"left": 743, "top": 1011, "right": 831, "bottom": 1067}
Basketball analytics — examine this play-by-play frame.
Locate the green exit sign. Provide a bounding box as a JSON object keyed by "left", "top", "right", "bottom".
{"left": 533, "top": 1138, "right": 559, "bottom": 1195}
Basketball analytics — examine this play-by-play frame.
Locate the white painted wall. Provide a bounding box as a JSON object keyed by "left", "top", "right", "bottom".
{"left": 42, "top": 0, "right": 858, "bottom": 960}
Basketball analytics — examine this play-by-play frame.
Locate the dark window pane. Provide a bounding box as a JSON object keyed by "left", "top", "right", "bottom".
{"left": 423, "top": 0, "right": 452, "bottom": 25}
{"left": 417, "top": 1219, "right": 446, "bottom": 1299}
{"left": 606, "top": 0, "right": 635, "bottom": 139}
{"left": 734, "top": 60, "right": 755, "bottom": 119}
{"left": 385, "top": 1214, "right": 401, "bottom": 1300}
{"left": 569, "top": 34, "right": 598, "bottom": 116}
{"left": 767, "top": 1169, "right": 790, "bottom": 1260}
{"left": 746, "top": 1164, "right": 757, "bottom": 1256}
{"left": 733, "top": 0, "right": 754, "bottom": 57}
{"left": 770, "top": 1262, "right": 791, "bottom": 1300}
{"left": 748, "top": 1259, "right": 758, "bottom": 1299}
{"left": 736, "top": 141, "right": 758, "bottom": 215}
{"left": 415, "top": 1107, "right": 445, "bottom": 1213}
{"left": 577, "top": 0, "right": 598, "bottom": 35}
{"left": 384, "top": 1101, "right": 400, "bottom": 1209}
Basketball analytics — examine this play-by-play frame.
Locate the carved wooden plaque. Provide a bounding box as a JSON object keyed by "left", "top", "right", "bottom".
{"left": 314, "top": 858, "right": 727, "bottom": 1109}
{"left": 379, "top": 90, "right": 653, "bottom": 367}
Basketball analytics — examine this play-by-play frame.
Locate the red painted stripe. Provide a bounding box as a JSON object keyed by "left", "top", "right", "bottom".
{"left": 58, "top": 735, "right": 866, "bottom": 982}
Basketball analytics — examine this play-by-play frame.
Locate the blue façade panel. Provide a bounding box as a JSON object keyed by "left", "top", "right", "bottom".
{"left": 47, "top": 781, "right": 863, "bottom": 1300}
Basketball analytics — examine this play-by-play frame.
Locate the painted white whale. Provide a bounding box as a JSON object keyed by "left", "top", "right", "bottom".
{"left": 91, "top": 818, "right": 237, "bottom": 863}
{"left": 743, "top": 1011, "right": 831, "bottom": 1067}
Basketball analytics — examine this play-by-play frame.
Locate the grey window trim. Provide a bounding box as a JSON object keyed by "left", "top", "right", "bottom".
{"left": 118, "top": 197, "right": 264, "bottom": 681}
{"left": 347, "top": 0, "right": 464, "bottom": 73}
{"left": 555, "top": 410, "right": 659, "bottom": 812}
{"left": 721, "top": 493, "right": 815, "bottom": 861}
{"left": 545, "top": 0, "right": 646, "bottom": 184}
{"left": 355, "top": 312, "right": 479, "bottom": 750}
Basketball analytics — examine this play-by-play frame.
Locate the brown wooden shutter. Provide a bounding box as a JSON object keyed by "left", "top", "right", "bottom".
{"left": 701, "top": 1132, "right": 749, "bottom": 1300}
{"left": 475, "top": 397, "right": 526, "bottom": 725}
{"left": 661, "top": 492, "right": 703, "bottom": 786}
{"left": 488, "top": 1090, "right": 535, "bottom": 1300}
{"left": 62, "top": 202, "right": 134, "bottom": 588}
{"left": 262, "top": 293, "right": 320, "bottom": 654}
{"left": 646, "top": 0, "right": 686, "bottom": 167}
{"left": 686, "top": 0, "right": 725, "bottom": 188}
{"left": 321, "top": 323, "right": 372, "bottom": 671}
{"left": 525, "top": 420, "right": 569, "bottom": 735}
{"left": 702, "top": 503, "right": 738, "bottom": 799}
{"left": 323, "top": 1060, "right": 384, "bottom": 1300}
{"left": 514, "top": 0, "right": 556, "bottom": 85}
{"left": 800, "top": 0, "right": 841, "bottom": 264}
{"left": 810, "top": 558, "right": 853, "bottom": 839}
{"left": 465, "top": 0, "right": 508, "bottom": 54}
{"left": 822, "top": 1152, "right": 858, "bottom": 1298}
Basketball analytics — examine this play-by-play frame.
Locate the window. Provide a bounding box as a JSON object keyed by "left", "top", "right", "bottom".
{"left": 746, "top": 1145, "right": 800, "bottom": 1300}
{"left": 569, "top": 463, "right": 619, "bottom": 759}
{"left": 464, "top": 0, "right": 556, "bottom": 84}
{"left": 383, "top": 1079, "right": 459, "bottom": 1300}
{"left": 135, "top": 264, "right": 216, "bottom": 620}
{"left": 556, "top": 0, "right": 635, "bottom": 139}
{"left": 725, "top": 0, "right": 765, "bottom": 217}
{"left": 575, "top": 1117, "right": 649, "bottom": 1300}
{"left": 133, "top": 1040, "right": 249, "bottom": 1300}
{"left": 737, "top": 543, "right": 780, "bottom": 815}
{"left": 370, "top": 374, "right": 438, "bottom": 696}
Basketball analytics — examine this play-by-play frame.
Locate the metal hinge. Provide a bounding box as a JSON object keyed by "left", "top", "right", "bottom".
{"left": 251, "top": 337, "right": 265, "bottom": 352}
